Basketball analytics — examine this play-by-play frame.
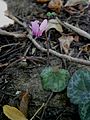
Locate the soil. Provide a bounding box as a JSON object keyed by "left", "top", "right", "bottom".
{"left": 0, "top": 0, "right": 90, "bottom": 120}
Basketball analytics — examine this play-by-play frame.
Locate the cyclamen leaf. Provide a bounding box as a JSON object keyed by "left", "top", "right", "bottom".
{"left": 40, "top": 67, "right": 70, "bottom": 92}
{"left": 67, "top": 69, "right": 90, "bottom": 104}
{"left": 79, "top": 101, "right": 90, "bottom": 120}
{"left": 3, "top": 105, "right": 27, "bottom": 120}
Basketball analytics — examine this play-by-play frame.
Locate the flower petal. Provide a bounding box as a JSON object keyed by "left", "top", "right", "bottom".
{"left": 31, "top": 20, "right": 39, "bottom": 37}
{"left": 40, "top": 19, "right": 48, "bottom": 33}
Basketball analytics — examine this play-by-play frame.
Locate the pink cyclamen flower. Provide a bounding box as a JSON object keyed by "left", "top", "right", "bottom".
{"left": 31, "top": 19, "right": 48, "bottom": 37}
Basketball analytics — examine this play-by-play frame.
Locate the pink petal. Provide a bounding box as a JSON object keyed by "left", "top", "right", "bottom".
{"left": 37, "top": 31, "right": 43, "bottom": 37}
{"left": 31, "top": 20, "right": 39, "bottom": 37}
{"left": 40, "top": 19, "right": 48, "bottom": 34}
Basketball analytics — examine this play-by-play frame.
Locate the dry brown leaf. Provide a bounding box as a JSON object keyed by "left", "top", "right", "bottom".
{"left": 46, "top": 19, "right": 63, "bottom": 33}
{"left": 74, "top": 35, "right": 79, "bottom": 42}
{"left": 64, "top": 6, "right": 78, "bottom": 15}
{"left": 58, "top": 35, "right": 74, "bottom": 54}
{"left": 19, "top": 91, "right": 29, "bottom": 117}
{"left": 48, "top": 0, "right": 63, "bottom": 13}
{"left": 3, "top": 105, "right": 28, "bottom": 120}
{"left": 64, "top": 0, "right": 88, "bottom": 7}
{"left": 36, "top": 0, "right": 49, "bottom": 3}
{"left": 80, "top": 44, "right": 90, "bottom": 53}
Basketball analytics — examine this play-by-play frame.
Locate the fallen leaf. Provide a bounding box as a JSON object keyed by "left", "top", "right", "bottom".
{"left": 46, "top": 19, "right": 63, "bottom": 33}
{"left": 0, "top": 1, "right": 14, "bottom": 27}
{"left": 19, "top": 91, "right": 29, "bottom": 117}
{"left": 48, "top": 0, "right": 63, "bottom": 13}
{"left": 58, "top": 35, "right": 74, "bottom": 54}
{"left": 32, "top": 47, "right": 36, "bottom": 54}
{"left": 64, "top": 0, "right": 88, "bottom": 7}
{"left": 74, "top": 35, "right": 79, "bottom": 42}
{"left": 36, "top": 0, "right": 49, "bottom": 3}
{"left": 64, "top": 6, "right": 78, "bottom": 15}
{"left": 79, "top": 44, "right": 90, "bottom": 53}
{"left": 3, "top": 105, "right": 28, "bottom": 120}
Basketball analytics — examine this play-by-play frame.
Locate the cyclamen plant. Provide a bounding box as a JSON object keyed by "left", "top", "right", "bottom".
{"left": 30, "top": 19, "right": 48, "bottom": 37}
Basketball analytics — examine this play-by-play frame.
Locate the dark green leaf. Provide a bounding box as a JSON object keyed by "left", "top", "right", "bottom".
{"left": 79, "top": 101, "right": 90, "bottom": 120}
{"left": 40, "top": 67, "right": 70, "bottom": 92}
{"left": 67, "top": 69, "right": 90, "bottom": 104}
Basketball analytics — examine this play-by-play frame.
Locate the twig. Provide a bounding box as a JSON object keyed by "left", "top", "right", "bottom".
{"left": 56, "top": 110, "right": 67, "bottom": 120}
{"left": 0, "top": 29, "right": 26, "bottom": 38}
{"left": 0, "top": 43, "right": 19, "bottom": 51}
{"left": 63, "top": 22, "right": 90, "bottom": 40}
{"left": 23, "top": 45, "right": 31, "bottom": 56}
{"left": 27, "top": 33, "right": 90, "bottom": 66}
{"left": 40, "top": 92, "right": 53, "bottom": 120}
{"left": 56, "top": 17, "right": 70, "bottom": 30}
{"left": 30, "top": 103, "right": 45, "bottom": 120}
{"left": 3, "top": 59, "right": 21, "bottom": 71}
{"left": 56, "top": 17, "right": 90, "bottom": 40}
{"left": 5, "top": 11, "right": 24, "bottom": 27}
{"left": 5, "top": 11, "right": 32, "bottom": 34}
{"left": 0, "top": 63, "right": 8, "bottom": 68}
{"left": 45, "top": 32, "right": 50, "bottom": 66}
{"left": 1, "top": 91, "right": 16, "bottom": 97}
{"left": 6, "top": 13, "right": 90, "bottom": 66}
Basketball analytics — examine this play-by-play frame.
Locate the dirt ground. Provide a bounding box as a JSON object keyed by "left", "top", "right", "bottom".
{"left": 0, "top": 0, "right": 90, "bottom": 119}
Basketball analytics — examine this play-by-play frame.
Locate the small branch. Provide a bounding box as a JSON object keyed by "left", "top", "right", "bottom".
{"left": 0, "top": 29, "right": 26, "bottom": 38}
{"left": 45, "top": 32, "right": 50, "bottom": 66}
{"left": 5, "top": 11, "right": 28, "bottom": 29}
{"left": 56, "top": 17, "right": 90, "bottom": 40}
{"left": 0, "top": 43, "right": 19, "bottom": 50}
{"left": 5, "top": 11, "right": 32, "bottom": 34}
{"left": 27, "top": 33, "right": 90, "bottom": 66}
{"left": 5, "top": 11, "right": 24, "bottom": 27}
{"left": 0, "top": 63, "right": 8, "bottom": 68}
{"left": 6, "top": 13, "right": 90, "bottom": 66}
{"left": 30, "top": 103, "right": 45, "bottom": 120}
{"left": 64, "top": 22, "right": 90, "bottom": 40}
{"left": 40, "top": 92, "right": 53, "bottom": 120}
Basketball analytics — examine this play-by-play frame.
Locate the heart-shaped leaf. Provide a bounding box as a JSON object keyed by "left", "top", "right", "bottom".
{"left": 67, "top": 69, "right": 90, "bottom": 104}
{"left": 79, "top": 101, "right": 90, "bottom": 120}
{"left": 40, "top": 67, "right": 70, "bottom": 92}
